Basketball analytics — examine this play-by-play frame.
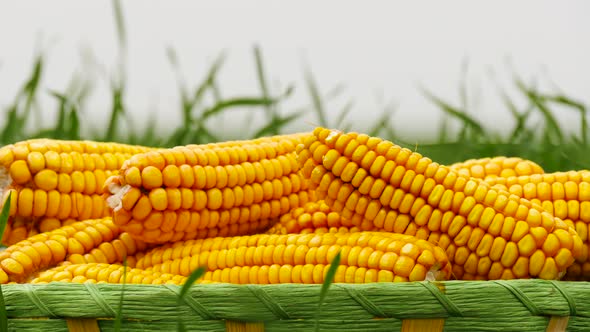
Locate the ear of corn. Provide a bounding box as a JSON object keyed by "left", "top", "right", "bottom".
{"left": 134, "top": 232, "right": 452, "bottom": 284}
{"left": 1, "top": 217, "right": 79, "bottom": 246}
{"left": 483, "top": 171, "right": 590, "bottom": 280}
{"left": 30, "top": 263, "right": 187, "bottom": 285}
{"left": 266, "top": 200, "right": 379, "bottom": 235}
{"left": 0, "top": 139, "right": 155, "bottom": 245}
{"left": 63, "top": 231, "right": 149, "bottom": 268}
{"left": 105, "top": 133, "right": 315, "bottom": 244}
{"left": 449, "top": 157, "right": 544, "bottom": 180}
{"left": 0, "top": 217, "right": 122, "bottom": 283}
{"left": 1, "top": 132, "right": 587, "bottom": 284}
{"left": 297, "top": 127, "right": 583, "bottom": 280}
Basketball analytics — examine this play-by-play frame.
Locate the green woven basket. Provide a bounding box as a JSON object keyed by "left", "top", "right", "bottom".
{"left": 2, "top": 280, "right": 589, "bottom": 332}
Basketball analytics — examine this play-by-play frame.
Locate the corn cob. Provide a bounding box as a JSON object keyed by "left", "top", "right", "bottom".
{"left": 0, "top": 139, "right": 154, "bottom": 242}
{"left": 1, "top": 217, "right": 78, "bottom": 246}
{"left": 0, "top": 217, "right": 122, "bottom": 283}
{"left": 298, "top": 127, "right": 582, "bottom": 280}
{"left": 484, "top": 171, "right": 590, "bottom": 280}
{"left": 2, "top": 217, "right": 37, "bottom": 245}
{"left": 267, "top": 200, "right": 379, "bottom": 234}
{"left": 105, "top": 133, "right": 315, "bottom": 244}
{"left": 135, "top": 232, "right": 452, "bottom": 283}
{"left": 449, "top": 157, "right": 544, "bottom": 180}
{"left": 31, "top": 263, "right": 187, "bottom": 285}
{"left": 64, "top": 231, "right": 148, "bottom": 268}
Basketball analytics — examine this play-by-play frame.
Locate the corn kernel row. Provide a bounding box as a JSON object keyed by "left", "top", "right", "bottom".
{"left": 135, "top": 232, "right": 451, "bottom": 283}
{"left": 449, "top": 156, "right": 544, "bottom": 180}
{"left": 105, "top": 133, "right": 314, "bottom": 244}
{"left": 31, "top": 263, "right": 186, "bottom": 285}
{"left": 297, "top": 127, "right": 582, "bottom": 280}
{"left": 0, "top": 217, "right": 121, "bottom": 283}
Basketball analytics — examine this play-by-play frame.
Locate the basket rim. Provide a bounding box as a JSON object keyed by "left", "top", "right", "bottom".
{"left": 3, "top": 279, "right": 590, "bottom": 321}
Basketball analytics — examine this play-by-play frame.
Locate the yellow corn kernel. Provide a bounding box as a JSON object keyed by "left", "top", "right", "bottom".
{"left": 0, "top": 139, "right": 154, "bottom": 232}
{"left": 136, "top": 232, "right": 451, "bottom": 283}
{"left": 449, "top": 157, "right": 544, "bottom": 181}
{"left": 106, "top": 133, "right": 314, "bottom": 243}
{"left": 31, "top": 263, "right": 186, "bottom": 285}
{"left": 299, "top": 128, "right": 582, "bottom": 280}
{"left": 0, "top": 217, "right": 121, "bottom": 283}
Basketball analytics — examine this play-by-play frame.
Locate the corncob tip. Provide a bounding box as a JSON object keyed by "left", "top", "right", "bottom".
{"left": 103, "top": 174, "right": 122, "bottom": 193}
{"left": 105, "top": 182, "right": 130, "bottom": 211}
{"left": 425, "top": 265, "right": 447, "bottom": 281}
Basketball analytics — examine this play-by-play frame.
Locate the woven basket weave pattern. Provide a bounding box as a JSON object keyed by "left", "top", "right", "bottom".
{"left": 2, "top": 280, "right": 589, "bottom": 331}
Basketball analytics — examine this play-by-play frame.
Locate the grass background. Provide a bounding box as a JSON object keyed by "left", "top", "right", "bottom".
{"left": 1, "top": 1, "right": 588, "bottom": 173}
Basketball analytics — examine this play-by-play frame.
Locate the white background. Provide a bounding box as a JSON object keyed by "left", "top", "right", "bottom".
{"left": 0, "top": 1, "right": 588, "bottom": 140}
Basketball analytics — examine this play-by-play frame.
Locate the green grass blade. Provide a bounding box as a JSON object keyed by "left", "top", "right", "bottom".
{"left": 315, "top": 251, "right": 341, "bottom": 332}
{"left": 167, "top": 47, "right": 191, "bottom": 116}
{"left": 114, "top": 258, "right": 127, "bottom": 332}
{"left": 253, "top": 45, "right": 275, "bottom": 121}
{"left": 543, "top": 94, "right": 587, "bottom": 145}
{"left": 112, "top": 0, "right": 127, "bottom": 50}
{"left": 22, "top": 55, "right": 44, "bottom": 124}
{"left": 192, "top": 53, "right": 227, "bottom": 108}
{"left": 175, "top": 267, "right": 205, "bottom": 331}
{"left": 517, "top": 81, "right": 563, "bottom": 145}
{"left": 166, "top": 47, "right": 180, "bottom": 71}
{"left": 165, "top": 127, "right": 190, "bottom": 148}
{"left": 319, "top": 252, "right": 341, "bottom": 302}
{"left": 544, "top": 94, "right": 586, "bottom": 110}
{"left": 437, "top": 114, "right": 450, "bottom": 143}
{"left": 0, "top": 106, "right": 21, "bottom": 143}
{"left": 178, "top": 267, "right": 206, "bottom": 303}
{"left": 0, "top": 195, "right": 11, "bottom": 243}
{"left": 138, "top": 114, "right": 160, "bottom": 147}
{"left": 368, "top": 110, "right": 394, "bottom": 137}
{"left": 325, "top": 83, "right": 346, "bottom": 100}
{"left": 458, "top": 57, "right": 469, "bottom": 111}
{"left": 422, "top": 88, "right": 485, "bottom": 138}
{"left": 48, "top": 91, "right": 67, "bottom": 138}
{"left": 252, "top": 111, "right": 306, "bottom": 137}
{"left": 67, "top": 104, "right": 81, "bottom": 140}
{"left": 559, "top": 148, "right": 590, "bottom": 170}
{"left": 334, "top": 100, "right": 355, "bottom": 129}
{"left": 210, "top": 81, "right": 223, "bottom": 104}
{"left": 457, "top": 58, "right": 472, "bottom": 142}
{"left": 201, "top": 97, "right": 276, "bottom": 119}
{"left": 0, "top": 195, "right": 12, "bottom": 332}
{"left": 104, "top": 87, "right": 125, "bottom": 141}
{"left": 304, "top": 68, "right": 328, "bottom": 127}
{"left": 500, "top": 91, "right": 533, "bottom": 143}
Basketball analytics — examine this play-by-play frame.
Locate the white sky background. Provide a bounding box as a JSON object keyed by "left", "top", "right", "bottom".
{"left": 0, "top": 1, "right": 589, "bottom": 141}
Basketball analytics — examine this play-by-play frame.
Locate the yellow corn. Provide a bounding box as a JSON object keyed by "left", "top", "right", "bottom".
{"left": 0, "top": 217, "right": 121, "bottom": 283}
{"left": 1, "top": 217, "right": 37, "bottom": 245}
{"left": 63, "top": 231, "right": 149, "bottom": 267}
{"left": 1, "top": 217, "right": 79, "bottom": 246}
{"left": 449, "top": 157, "right": 544, "bottom": 180}
{"left": 267, "top": 200, "right": 379, "bottom": 234}
{"left": 484, "top": 171, "right": 590, "bottom": 280}
{"left": 135, "top": 232, "right": 452, "bottom": 283}
{"left": 0, "top": 139, "right": 154, "bottom": 236}
{"left": 31, "top": 263, "right": 186, "bottom": 285}
{"left": 105, "top": 133, "right": 315, "bottom": 244}
{"left": 298, "top": 127, "right": 582, "bottom": 280}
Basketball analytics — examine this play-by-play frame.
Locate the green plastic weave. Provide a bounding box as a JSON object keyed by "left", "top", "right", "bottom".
{"left": 2, "top": 280, "right": 590, "bottom": 331}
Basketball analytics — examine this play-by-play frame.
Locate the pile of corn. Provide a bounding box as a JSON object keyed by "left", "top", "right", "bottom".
{"left": 0, "top": 128, "right": 587, "bottom": 285}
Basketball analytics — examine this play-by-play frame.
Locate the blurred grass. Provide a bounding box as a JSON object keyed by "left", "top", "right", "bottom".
{"left": 0, "top": 1, "right": 588, "bottom": 174}
{"left": 1, "top": 45, "right": 589, "bottom": 173}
